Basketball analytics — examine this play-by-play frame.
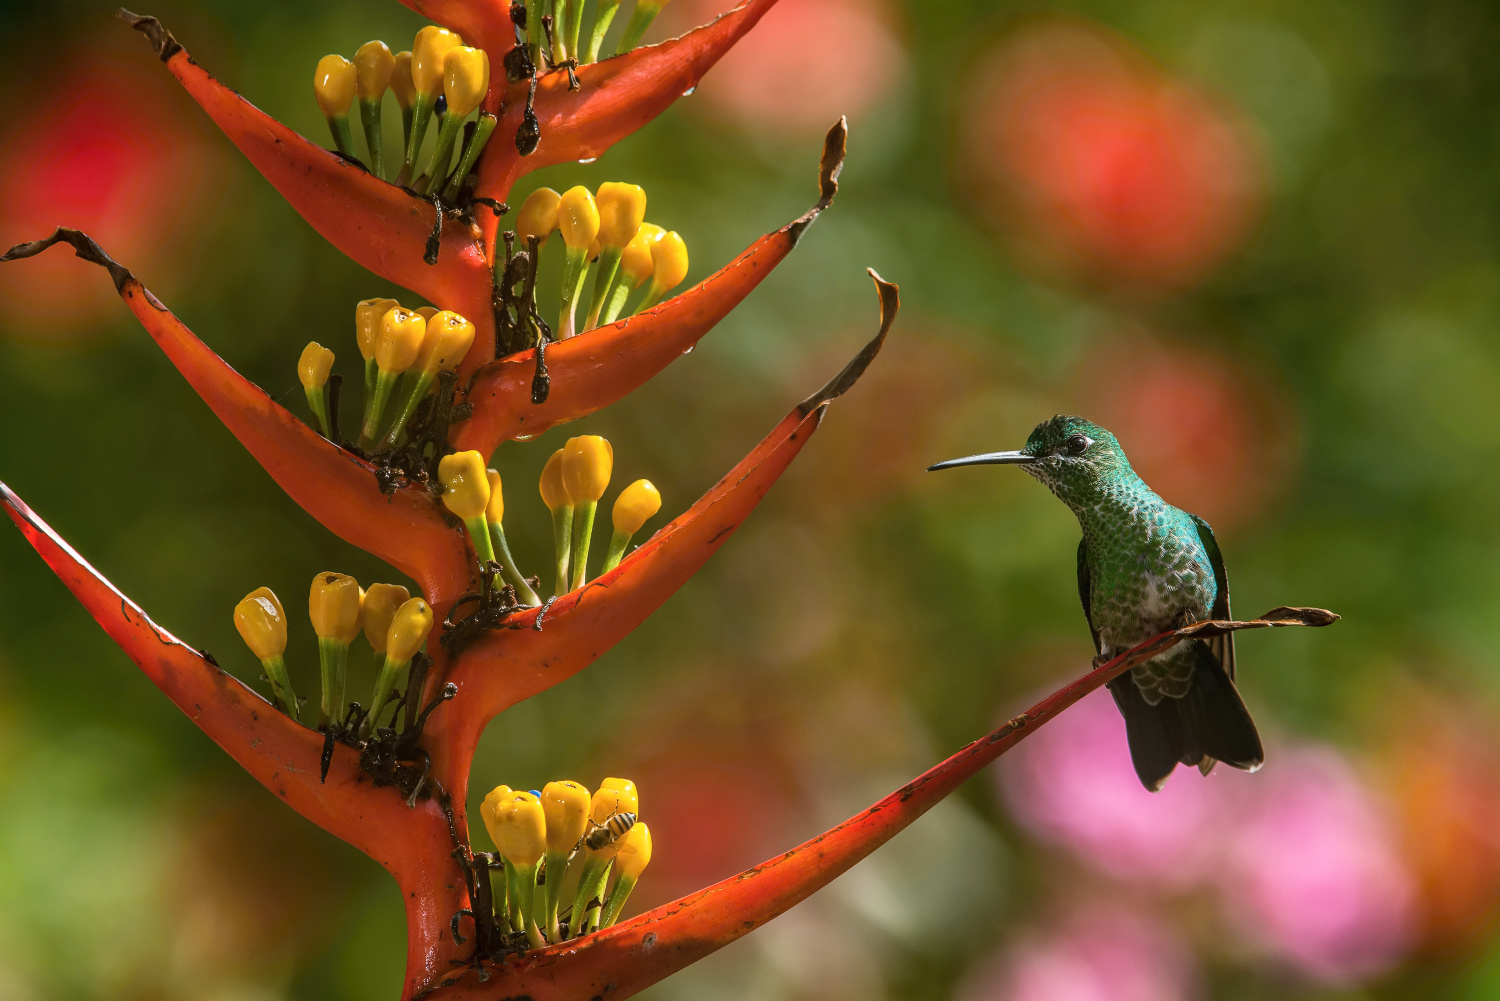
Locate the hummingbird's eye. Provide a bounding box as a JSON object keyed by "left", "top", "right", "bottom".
{"left": 1064, "top": 434, "right": 1091, "bottom": 456}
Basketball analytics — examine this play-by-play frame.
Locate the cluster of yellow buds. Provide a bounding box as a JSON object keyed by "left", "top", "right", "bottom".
{"left": 539, "top": 435, "right": 662, "bottom": 597}
{"left": 511, "top": 182, "right": 688, "bottom": 340}
{"left": 522, "top": 0, "right": 673, "bottom": 69}
{"left": 314, "top": 26, "right": 495, "bottom": 198}
{"left": 232, "top": 575, "right": 432, "bottom": 734}
{"left": 480, "top": 777, "right": 651, "bottom": 946}
{"left": 335, "top": 297, "right": 475, "bottom": 451}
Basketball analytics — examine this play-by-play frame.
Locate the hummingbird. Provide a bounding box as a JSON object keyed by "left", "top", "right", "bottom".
{"left": 929, "top": 415, "right": 1263, "bottom": 791}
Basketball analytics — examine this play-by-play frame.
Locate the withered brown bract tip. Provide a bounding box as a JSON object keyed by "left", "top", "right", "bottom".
{"left": 0, "top": 227, "right": 136, "bottom": 294}
{"left": 796, "top": 269, "right": 899, "bottom": 416}
{"left": 787, "top": 117, "right": 849, "bottom": 246}
{"left": 117, "top": 8, "right": 181, "bottom": 61}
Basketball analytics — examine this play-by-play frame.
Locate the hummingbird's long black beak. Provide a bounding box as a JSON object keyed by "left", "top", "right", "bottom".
{"left": 927, "top": 450, "right": 1036, "bottom": 471}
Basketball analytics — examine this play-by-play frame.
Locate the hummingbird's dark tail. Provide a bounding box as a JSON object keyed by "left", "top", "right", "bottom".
{"left": 1107, "top": 640, "right": 1264, "bottom": 792}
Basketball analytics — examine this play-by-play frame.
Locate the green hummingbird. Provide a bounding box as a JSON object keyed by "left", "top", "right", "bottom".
{"left": 930, "top": 415, "right": 1263, "bottom": 791}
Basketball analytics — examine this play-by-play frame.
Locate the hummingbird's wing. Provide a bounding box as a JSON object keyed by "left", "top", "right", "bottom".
{"left": 1076, "top": 539, "right": 1101, "bottom": 654}
{"left": 1189, "top": 513, "right": 1236, "bottom": 681}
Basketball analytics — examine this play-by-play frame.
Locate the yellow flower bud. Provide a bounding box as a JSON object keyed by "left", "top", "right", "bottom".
{"left": 442, "top": 46, "right": 490, "bottom": 119}
{"left": 309, "top": 572, "right": 363, "bottom": 643}
{"left": 412, "top": 26, "right": 463, "bottom": 96}
{"left": 539, "top": 449, "right": 573, "bottom": 512}
{"left": 298, "top": 341, "right": 334, "bottom": 391}
{"left": 485, "top": 470, "right": 505, "bottom": 525}
{"left": 385, "top": 597, "right": 433, "bottom": 663}
{"left": 542, "top": 780, "right": 592, "bottom": 854}
{"left": 516, "top": 187, "right": 561, "bottom": 247}
{"left": 314, "top": 54, "right": 357, "bottom": 118}
{"left": 438, "top": 450, "right": 491, "bottom": 519}
{"left": 592, "top": 777, "right": 639, "bottom": 823}
{"left": 620, "top": 223, "right": 665, "bottom": 287}
{"left": 356, "top": 298, "right": 399, "bottom": 362}
{"left": 233, "top": 587, "right": 287, "bottom": 661}
{"left": 596, "top": 182, "right": 647, "bottom": 249}
{"left": 613, "top": 821, "right": 653, "bottom": 880}
{"left": 354, "top": 40, "right": 395, "bottom": 101}
{"left": 612, "top": 480, "right": 661, "bottom": 536}
{"left": 491, "top": 790, "right": 547, "bottom": 866}
{"left": 558, "top": 185, "right": 600, "bottom": 251}
{"left": 391, "top": 51, "right": 416, "bottom": 108}
{"left": 361, "top": 583, "right": 410, "bottom": 653}
{"left": 480, "top": 784, "right": 514, "bottom": 844}
{"left": 650, "top": 231, "right": 689, "bottom": 291}
{"left": 562, "top": 435, "right": 613, "bottom": 504}
{"left": 414, "top": 310, "right": 475, "bottom": 374}
{"left": 375, "top": 306, "right": 426, "bottom": 374}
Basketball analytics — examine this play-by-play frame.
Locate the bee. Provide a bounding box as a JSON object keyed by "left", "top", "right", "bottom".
{"left": 581, "top": 811, "right": 637, "bottom": 851}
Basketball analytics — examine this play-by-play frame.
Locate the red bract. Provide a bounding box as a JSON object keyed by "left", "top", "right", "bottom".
{"left": 4, "top": 6, "right": 1334, "bottom": 1001}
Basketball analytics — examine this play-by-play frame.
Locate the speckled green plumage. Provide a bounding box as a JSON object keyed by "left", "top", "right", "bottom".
{"left": 1019, "top": 417, "right": 1220, "bottom": 704}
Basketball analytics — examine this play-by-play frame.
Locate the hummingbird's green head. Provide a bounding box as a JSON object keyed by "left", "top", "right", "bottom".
{"left": 928, "top": 415, "right": 1134, "bottom": 503}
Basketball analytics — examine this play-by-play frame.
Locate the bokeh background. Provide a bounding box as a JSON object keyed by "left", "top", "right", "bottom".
{"left": 1, "top": 0, "right": 1498, "bottom": 998}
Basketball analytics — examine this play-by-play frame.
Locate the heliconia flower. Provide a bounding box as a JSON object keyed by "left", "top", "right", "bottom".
{"left": 233, "top": 586, "right": 298, "bottom": 717}
{"left": 313, "top": 54, "right": 357, "bottom": 155}
{"left": 404, "top": 25, "right": 464, "bottom": 185}
{"left": 639, "top": 230, "right": 689, "bottom": 311}
{"left": 541, "top": 779, "right": 593, "bottom": 938}
{"left": 557, "top": 185, "right": 602, "bottom": 340}
{"left": 586, "top": 182, "right": 648, "bottom": 329}
{"left": 571, "top": 778, "right": 641, "bottom": 936}
{"left": 600, "top": 222, "right": 665, "bottom": 325}
{"left": 516, "top": 186, "right": 562, "bottom": 248}
{"left": 540, "top": 447, "right": 576, "bottom": 598}
{"left": 297, "top": 340, "right": 335, "bottom": 438}
{"left": 563, "top": 434, "right": 614, "bottom": 589}
{"left": 603, "top": 479, "right": 661, "bottom": 573}
{"left": 365, "top": 596, "right": 434, "bottom": 735}
{"left": 309, "top": 570, "right": 363, "bottom": 729}
{"left": 361, "top": 583, "right": 411, "bottom": 656}
{"left": 382, "top": 309, "right": 475, "bottom": 447}
{"left": 354, "top": 40, "right": 396, "bottom": 176}
{"left": 491, "top": 790, "right": 548, "bottom": 948}
{"left": 483, "top": 469, "right": 541, "bottom": 606}
{"left": 600, "top": 822, "right": 652, "bottom": 927}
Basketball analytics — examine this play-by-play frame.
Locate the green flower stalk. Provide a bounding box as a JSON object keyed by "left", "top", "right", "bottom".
{"left": 485, "top": 470, "right": 542, "bottom": 606}
{"left": 539, "top": 449, "right": 575, "bottom": 597}
{"left": 617, "top": 0, "right": 670, "bottom": 54}
{"left": 584, "top": 0, "right": 623, "bottom": 62}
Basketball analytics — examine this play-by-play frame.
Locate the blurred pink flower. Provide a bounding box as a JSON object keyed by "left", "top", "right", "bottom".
{"left": 1217, "top": 748, "right": 1417, "bottom": 984}
{"left": 659, "top": 0, "right": 906, "bottom": 138}
{"left": 998, "top": 687, "right": 1224, "bottom": 886}
{"left": 959, "top": 903, "right": 1199, "bottom": 1001}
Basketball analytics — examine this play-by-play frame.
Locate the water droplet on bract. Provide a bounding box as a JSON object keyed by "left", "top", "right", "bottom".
{"left": 514, "top": 433, "right": 535, "bottom": 441}
{"left": 577, "top": 157, "right": 597, "bottom": 165}
{"left": 682, "top": 344, "right": 694, "bottom": 355}
{"left": 681, "top": 87, "right": 696, "bottom": 97}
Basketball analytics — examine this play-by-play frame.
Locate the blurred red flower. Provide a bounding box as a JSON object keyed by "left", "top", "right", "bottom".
{"left": 0, "top": 44, "right": 219, "bottom": 336}
{"left": 1072, "top": 333, "right": 1296, "bottom": 531}
{"left": 958, "top": 18, "right": 1262, "bottom": 291}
